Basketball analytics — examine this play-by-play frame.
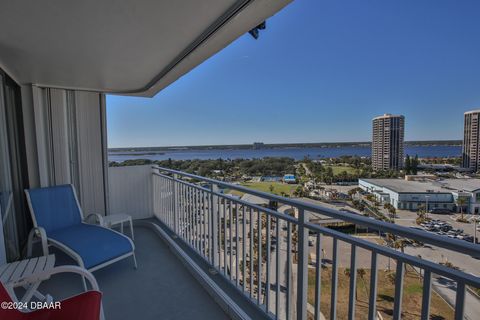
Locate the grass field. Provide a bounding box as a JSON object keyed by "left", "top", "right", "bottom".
{"left": 308, "top": 267, "right": 454, "bottom": 320}
{"left": 325, "top": 165, "right": 358, "bottom": 175}
{"left": 227, "top": 181, "right": 299, "bottom": 197}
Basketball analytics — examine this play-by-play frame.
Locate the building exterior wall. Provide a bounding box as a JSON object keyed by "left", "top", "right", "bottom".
{"left": 372, "top": 114, "right": 405, "bottom": 171}
{"left": 396, "top": 193, "right": 454, "bottom": 211}
{"left": 359, "top": 179, "right": 454, "bottom": 211}
{"left": 470, "top": 191, "right": 480, "bottom": 214}
{"left": 463, "top": 110, "right": 480, "bottom": 172}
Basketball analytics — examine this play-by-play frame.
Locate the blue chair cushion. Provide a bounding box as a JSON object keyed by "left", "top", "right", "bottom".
{"left": 27, "top": 185, "right": 82, "bottom": 233}
{"left": 49, "top": 224, "right": 133, "bottom": 269}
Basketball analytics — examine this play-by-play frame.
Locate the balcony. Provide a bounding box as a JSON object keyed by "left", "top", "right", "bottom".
{"left": 38, "top": 226, "right": 229, "bottom": 320}
{"left": 94, "top": 165, "right": 480, "bottom": 320}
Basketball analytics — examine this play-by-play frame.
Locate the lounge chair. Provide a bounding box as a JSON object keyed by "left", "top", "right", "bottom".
{"left": 25, "top": 185, "right": 136, "bottom": 276}
{"left": 1, "top": 254, "right": 103, "bottom": 320}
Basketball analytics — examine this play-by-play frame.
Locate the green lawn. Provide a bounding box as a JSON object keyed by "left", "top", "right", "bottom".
{"left": 228, "top": 181, "right": 299, "bottom": 197}
{"left": 325, "top": 165, "right": 358, "bottom": 175}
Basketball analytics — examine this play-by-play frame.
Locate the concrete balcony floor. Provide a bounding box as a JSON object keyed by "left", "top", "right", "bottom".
{"left": 36, "top": 226, "right": 228, "bottom": 320}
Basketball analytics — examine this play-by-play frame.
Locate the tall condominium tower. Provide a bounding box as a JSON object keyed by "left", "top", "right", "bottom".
{"left": 462, "top": 110, "right": 480, "bottom": 172}
{"left": 372, "top": 114, "right": 405, "bottom": 171}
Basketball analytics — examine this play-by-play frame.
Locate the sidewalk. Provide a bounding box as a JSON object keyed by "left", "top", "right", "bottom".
{"left": 432, "top": 275, "right": 480, "bottom": 320}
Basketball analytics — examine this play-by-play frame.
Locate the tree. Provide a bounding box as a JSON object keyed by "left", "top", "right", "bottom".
{"left": 357, "top": 268, "right": 366, "bottom": 280}
{"left": 293, "top": 185, "right": 305, "bottom": 198}
{"left": 325, "top": 167, "right": 334, "bottom": 184}
{"left": 387, "top": 272, "right": 396, "bottom": 285}
{"left": 348, "top": 187, "right": 363, "bottom": 199}
{"left": 456, "top": 197, "right": 468, "bottom": 221}
{"left": 394, "top": 239, "right": 407, "bottom": 255}
{"left": 357, "top": 268, "right": 367, "bottom": 298}
{"left": 344, "top": 268, "right": 358, "bottom": 301}
{"left": 405, "top": 155, "right": 411, "bottom": 175}
{"left": 412, "top": 155, "right": 419, "bottom": 175}
{"left": 416, "top": 204, "right": 427, "bottom": 224}
{"left": 388, "top": 206, "right": 397, "bottom": 222}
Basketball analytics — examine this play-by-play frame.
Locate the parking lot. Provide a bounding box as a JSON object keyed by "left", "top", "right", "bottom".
{"left": 393, "top": 209, "right": 479, "bottom": 241}
{"left": 413, "top": 218, "right": 476, "bottom": 243}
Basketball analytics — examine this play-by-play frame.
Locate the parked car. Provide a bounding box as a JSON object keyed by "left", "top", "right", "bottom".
{"left": 428, "top": 208, "right": 453, "bottom": 214}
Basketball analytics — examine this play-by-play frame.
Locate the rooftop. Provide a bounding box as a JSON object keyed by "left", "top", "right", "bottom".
{"left": 465, "top": 109, "right": 480, "bottom": 115}
{"left": 372, "top": 113, "right": 405, "bottom": 120}
{"left": 436, "top": 179, "right": 480, "bottom": 192}
{"left": 360, "top": 178, "right": 480, "bottom": 194}
{"left": 361, "top": 178, "right": 449, "bottom": 193}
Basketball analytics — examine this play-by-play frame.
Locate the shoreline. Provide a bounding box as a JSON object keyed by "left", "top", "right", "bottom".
{"left": 108, "top": 140, "right": 462, "bottom": 153}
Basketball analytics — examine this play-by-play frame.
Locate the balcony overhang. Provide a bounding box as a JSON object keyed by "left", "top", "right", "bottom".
{"left": 0, "top": 0, "right": 291, "bottom": 97}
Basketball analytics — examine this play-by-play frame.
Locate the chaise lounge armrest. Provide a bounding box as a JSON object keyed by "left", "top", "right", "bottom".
{"left": 84, "top": 213, "right": 105, "bottom": 226}
{"left": 27, "top": 227, "right": 49, "bottom": 257}
{"left": 19, "top": 265, "right": 100, "bottom": 292}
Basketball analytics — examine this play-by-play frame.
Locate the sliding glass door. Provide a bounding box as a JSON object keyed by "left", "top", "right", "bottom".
{"left": 0, "top": 74, "right": 18, "bottom": 263}
{"left": 0, "top": 70, "right": 29, "bottom": 262}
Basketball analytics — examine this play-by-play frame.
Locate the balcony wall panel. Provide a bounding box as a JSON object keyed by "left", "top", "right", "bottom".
{"left": 108, "top": 165, "right": 153, "bottom": 219}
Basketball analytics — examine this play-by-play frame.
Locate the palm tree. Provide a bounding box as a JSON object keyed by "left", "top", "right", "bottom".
{"left": 357, "top": 268, "right": 367, "bottom": 298}
{"left": 269, "top": 184, "right": 275, "bottom": 193}
{"left": 456, "top": 197, "right": 468, "bottom": 220}
{"left": 416, "top": 204, "right": 426, "bottom": 224}
{"left": 388, "top": 206, "right": 396, "bottom": 223}
{"left": 344, "top": 268, "right": 358, "bottom": 301}
{"left": 394, "top": 239, "right": 408, "bottom": 271}
{"left": 394, "top": 239, "right": 406, "bottom": 254}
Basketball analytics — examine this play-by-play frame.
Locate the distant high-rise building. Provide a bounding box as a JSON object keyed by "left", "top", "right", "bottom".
{"left": 372, "top": 114, "right": 405, "bottom": 171}
{"left": 462, "top": 110, "right": 480, "bottom": 172}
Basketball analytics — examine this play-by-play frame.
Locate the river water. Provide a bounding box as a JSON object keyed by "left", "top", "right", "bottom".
{"left": 109, "top": 145, "right": 462, "bottom": 162}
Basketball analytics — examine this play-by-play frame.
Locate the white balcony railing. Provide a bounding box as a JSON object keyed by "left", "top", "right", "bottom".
{"left": 113, "top": 165, "right": 480, "bottom": 320}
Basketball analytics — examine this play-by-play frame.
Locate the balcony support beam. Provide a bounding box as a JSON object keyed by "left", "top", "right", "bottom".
{"left": 173, "top": 174, "right": 179, "bottom": 234}
{"left": 210, "top": 183, "right": 220, "bottom": 268}
{"left": 296, "top": 209, "right": 308, "bottom": 320}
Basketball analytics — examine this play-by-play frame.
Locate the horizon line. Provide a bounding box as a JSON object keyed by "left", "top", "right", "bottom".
{"left": 108, "top": 139, "right": 463, "bottom": 150}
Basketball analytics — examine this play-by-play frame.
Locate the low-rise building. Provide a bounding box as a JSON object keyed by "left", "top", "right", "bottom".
{"left": 283, "top": 174, "right": 297, "bottom": 184}
{"left": 359, "top": 178, "right": 480, "bottom": 213}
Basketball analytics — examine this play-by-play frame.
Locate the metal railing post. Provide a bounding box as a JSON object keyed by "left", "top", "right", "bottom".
{"left": 173, "top": 173, "right": 178, "bottom": 234}
{"left": 210, "top": 183, "right": 219, "bottom": 267}
{"left": 296, "top": 208, "right": 308, "bottom": 320}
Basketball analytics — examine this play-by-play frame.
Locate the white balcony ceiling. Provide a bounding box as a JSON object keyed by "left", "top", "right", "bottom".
{"left": 0, "top": 0, "right": 290, "bottom": 97}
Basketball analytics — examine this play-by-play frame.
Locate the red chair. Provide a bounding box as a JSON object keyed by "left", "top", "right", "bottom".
{"left": 0, "top": 283, "right": 102, "bottom": 320}
{"left": 1, "top": 265, "right": 103, "bottom": 320}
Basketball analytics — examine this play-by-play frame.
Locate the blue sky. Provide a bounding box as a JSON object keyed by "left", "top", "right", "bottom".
{"left": 107, "top": 0, "right": 480, "bottom": 148}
